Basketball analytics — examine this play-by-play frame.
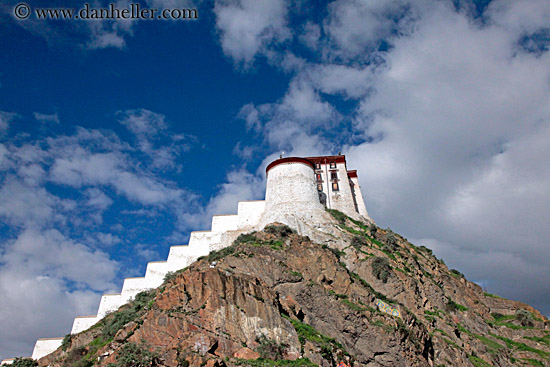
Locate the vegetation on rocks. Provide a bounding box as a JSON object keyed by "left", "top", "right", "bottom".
{"left": 107, "top": 342, "right": 160, "bottom": 367}
{"left": 37, "top": 220, "right": 549, "bottom": 367}
{"left": 9, "top": 358, "right": 38, "bottom": 367}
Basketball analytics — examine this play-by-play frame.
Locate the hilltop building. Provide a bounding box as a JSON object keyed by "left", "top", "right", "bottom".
{"left": 4, "top": 154, "right": 371, "bottom": 363}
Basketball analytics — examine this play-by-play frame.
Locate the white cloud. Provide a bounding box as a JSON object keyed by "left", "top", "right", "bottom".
{"left": 342, "top": 1, "right": 550, "bottom": 312}
{"left": 119, "top": 109, "right": 167, "bottom": 137}
{"left": 85, "top": 188, "right": 113, "bottom": 211}
{"left": 299, "top": 22, "right": 321, "bottom": 51}
{"left": 487, "top": 0, "right": 550, "bottom": 34}
{"left": 214, "top": 0, "right": 290, "bottom": 66}
{"left": 118, "top": 109, "right": 195, "bottom": 170}
{"left": 324, "top": 0, "right": 411, "bottom": 59}
{"left": 0, "top": 111, "right": 16, "bottom": 134}
{"left": 227, "top": 0, "right": 550, "bottom": 314}
{"left": 96, "top": 232, "right": 122, "bottom": 246}
{"left": 307, "top": 64, "right": 374, "bottom": 99}
{"left": 0, "top": 228, "right": 118, "bottom": 358}
{"left": 0, "top": 178, "right": 62, "bottom": 228}
{"left": 33, "top": 112, "right": 60, "bottom": 124}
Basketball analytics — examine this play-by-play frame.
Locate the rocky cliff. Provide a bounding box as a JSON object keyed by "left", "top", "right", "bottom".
{"left": 34, "top": 212, "right": 549, "bottom": 367}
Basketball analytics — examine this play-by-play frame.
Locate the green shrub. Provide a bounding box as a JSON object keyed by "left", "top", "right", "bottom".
{"left": 65, "top": 346, "right": 93, "bottom": 367}
{"left": 350, "top": 236, "right": 368, "bottom": 250}
{"left": 163, "top": 271, "right": 176, "bottom": 283}
{"left": 515, "top": 309, "right": 534, "bottom": 327}
{"left": 492, "top": 334, "right": 549, "bottom": 358}
{"left": 324, "top": 245, "right": 345, "bottom": 259}
{"left": 326, "top": 209, "right": 347, "bottom": 224}
{"left": 468, "top": 355, "right": 491, "bottom": 367}
{"left": 102, "top": 290, "right": 155, "bottom": 339}
{"left": 446, "top": 299, "right": 468, "bottom": 312}
{"left": 418, "top": 245, "right": 433, "bottom": 255}
{"left": 235, "top": 232, "right": 258, "bottom": 244}
{"left": 108, "top": 342, "right": 161, "bottom": 367}
{"left": 256, "top": 335, "right": 288, "bottom": 360}
{"left": 207, "top": 246, "right": 236, "bottom": 262}
{"left": 450, "top": 269, "right": 464, "bottom": 278}
{"left": 371, "top": 257, "right": 392, "bottom": 283}
{"left": 264, "top": 224, "right": 295, "bottom": 237}
{"left": 61, "top": 333, "right": 72, "bottom": 351}
{"left": 383, "top": 232, "right": 399, "bottom": 251}
{"left": 10, "top": 358, "right": 37, "bottom": 367}
{"left": 483, "top": 292, "right": 503, "bottom": 299}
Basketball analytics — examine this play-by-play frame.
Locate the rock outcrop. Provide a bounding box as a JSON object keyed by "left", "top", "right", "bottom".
{"left": 35, "top": 214, "right": 549, "bottom": 367}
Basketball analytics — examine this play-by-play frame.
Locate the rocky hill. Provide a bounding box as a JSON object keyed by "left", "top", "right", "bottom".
{"left": 32, "top": 211, "right": 549, "bottom": 367}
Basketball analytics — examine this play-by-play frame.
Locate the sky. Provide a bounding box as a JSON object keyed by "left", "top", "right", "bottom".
{"left": 0, "top": 0, "right": 549, "bottom": 360}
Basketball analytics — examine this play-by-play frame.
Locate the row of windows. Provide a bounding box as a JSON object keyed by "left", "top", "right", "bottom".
{"left": 318, "top": 182, "right": 339, "bottom": 191}
{"left": 314, "top": 162, "right": 337, "bottom": 169}
{"left": 316, "top": 172, "right": 338, "bottom": 181}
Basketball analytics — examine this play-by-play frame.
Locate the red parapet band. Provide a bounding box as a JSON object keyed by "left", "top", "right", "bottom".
{"left": 266, "top": 157, "right": 315, "bottom": 174}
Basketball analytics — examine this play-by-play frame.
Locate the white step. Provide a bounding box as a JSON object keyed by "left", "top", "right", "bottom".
{"left": 32, "top": 338, "right": 63, "bottom": 360}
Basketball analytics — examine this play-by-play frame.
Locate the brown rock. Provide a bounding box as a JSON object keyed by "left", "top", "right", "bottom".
{"left": 232, "top": 347, "right": 260, "bottom": 360}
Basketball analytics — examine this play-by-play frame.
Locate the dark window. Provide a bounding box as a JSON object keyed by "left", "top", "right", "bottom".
{"left": 330, "top": 172, "right": 338, "bottom": 181}
{"left": 316, "top": 173, "right": 322, "bottom": 181}
{"left": 330, "top": 161, "right": 336, "bottom": 168}
{"left": 317, "top": 183, "right": 323, "bottom": 191}
{"left": 315, "top": 163, "right": 321, "bottom": 169}
{"left": 332, "top": 182, "right": 339, "bottom": 191}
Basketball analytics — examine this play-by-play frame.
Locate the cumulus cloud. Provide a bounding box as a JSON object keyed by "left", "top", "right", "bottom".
{"left": 214, "top": 0, "right": 291, "bottom": 66}
{"left": 227, "top": 0, "right": 550, "bottom": 315}
{"left": 0, "top": 228, "right": 118, "bottom": 358}
{"left": 0, "top": 109, "right": 203, "bottom": 359}
{"left": 341, "top": 2, "right": 550, "bottom": 313}
{"left": 324, "top": 0, "right": 413, "bottom": 59}
{"left": 118, "top": 109, "right": 196, "bottom": 170}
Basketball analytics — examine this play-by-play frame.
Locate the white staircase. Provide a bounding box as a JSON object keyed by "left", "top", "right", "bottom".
{"left": 30, "top": 200, "right": 266, "bottom": 360}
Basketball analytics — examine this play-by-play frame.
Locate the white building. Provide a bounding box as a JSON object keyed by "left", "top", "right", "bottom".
{"left": 3, "top": 154, "right": 371, "bottom": 364}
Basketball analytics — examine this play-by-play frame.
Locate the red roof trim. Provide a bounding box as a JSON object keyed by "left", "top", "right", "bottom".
{"left": 266, "top": 157, "right": 315, "bottom": 174}
{"left": 347, "top": 170, "right": 358, "bottom": 178}
{"left": 306, "top": 155, "right": 346, "bottom": 164}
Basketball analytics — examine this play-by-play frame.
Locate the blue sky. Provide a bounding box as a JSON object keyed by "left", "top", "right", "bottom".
{"left": 1, "top": 0, "right": 550, "bottom": 359}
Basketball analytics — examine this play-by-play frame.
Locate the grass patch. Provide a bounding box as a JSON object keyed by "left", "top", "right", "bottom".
{"left": 524, "top": 335, "right": 550, "bottom": 345}
{"left": 108, "top": 342, "right": 160, "bottom": 367}
{"left": 326, "top": 209, "right": 348, "bottom": 224}
{"left": 235, "top": 232, "right": 258, "bottom": 244}
{"left": 468, "top": 355, "right": 492, "bottom": 367}
{"left": 446, "top": 299, "right": 468, "bottom": 312}
{"left": 341, "top": 299, "right": 367, "bottom": 312}
{"left": 434, "top": 328, "right": 450, "bottom": 338}
{"left": 424, "top": 309, "right": 444, "bottom": 318}
{"left": 443, "top": 338, "right": 461, "bottom": 349}
{"left": 283, "top": 315, "right": 347, "bottom": 360}
{"left": 521, "top": 358, "right": 545, "bottom": 366}
{"left": 473, "top": 334, "right": 505, "bottom": 353}
{"left": 491, "top": 334, "right": 549, "bottom": 358}
{"left": 483, "top": 292, "right": 504, "bottom": 299}
{"left": 491, "top": 313, "right": 515, "bottom": 322}
{"left": 450, "top": 269, "right": 464, "bottom": 278}
{"left": 206, "top": 245, "right": 236, "bottom": 262}
{"left": 101, "top": 289, "right": 155, "bottom": 340}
